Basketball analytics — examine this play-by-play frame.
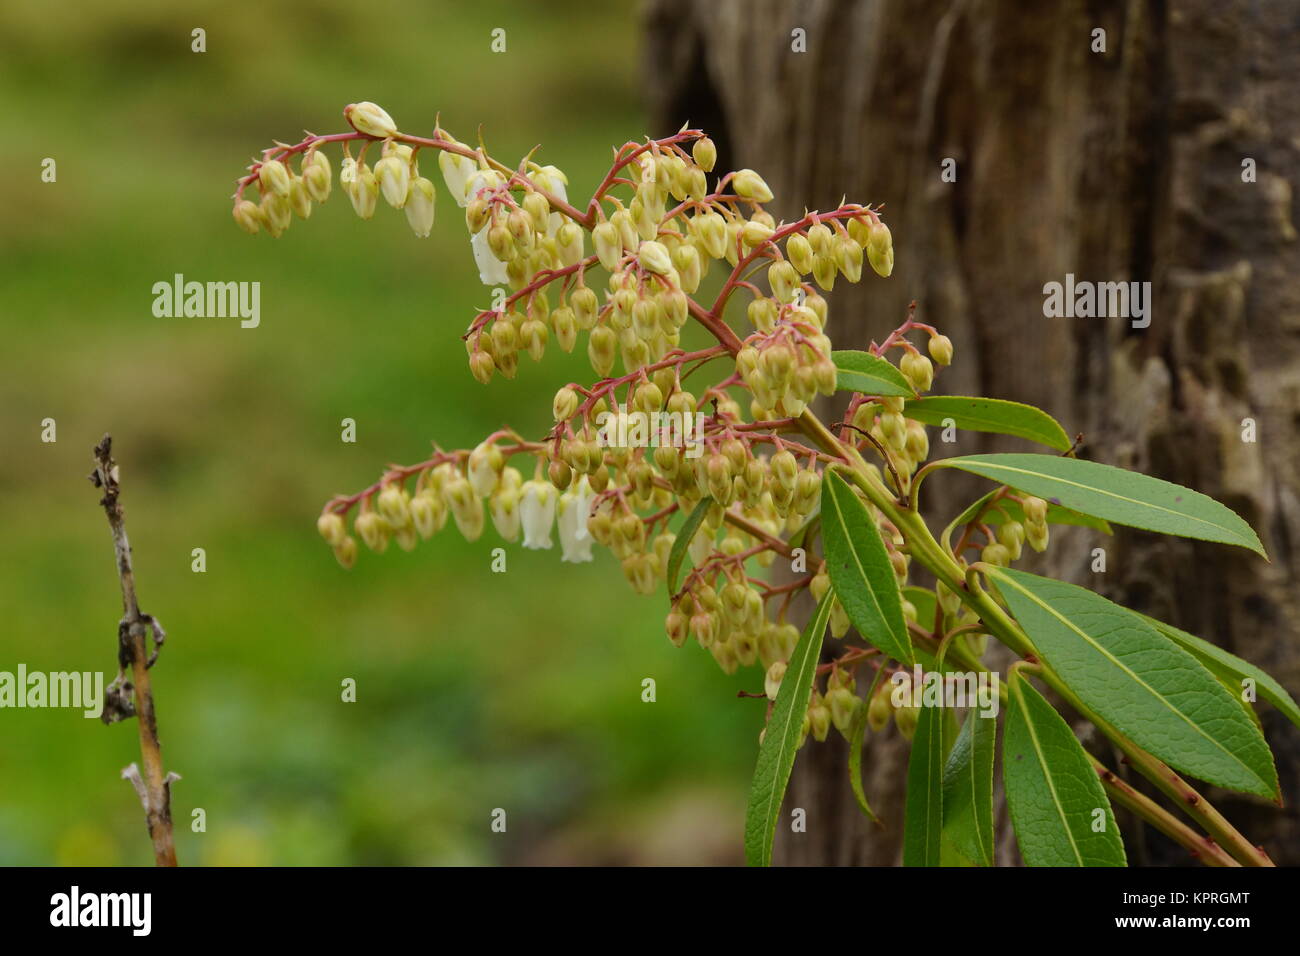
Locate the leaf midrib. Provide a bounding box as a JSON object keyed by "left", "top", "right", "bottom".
{"left": 1013, "top": 679, "right": 1085, "bottom": 866}
{"left": 996, "top": 571, "right": 1266, "bottom": 791}
{"left": 953, "top": 459, "right": 1251, "bottom": 543}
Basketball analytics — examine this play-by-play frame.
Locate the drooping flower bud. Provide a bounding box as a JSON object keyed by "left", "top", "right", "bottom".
{"left": 303, "top": 150, "right": 332, "bottom": 202}
{"left": 927, "top": 333, "right": 954, "bottom": 366}
{"left": 344, "top": 101, "right": 397, "bottom": 139}
{"left": 732, "top": 168, "right": 774, "bottom": 203}
{"left": 786, "top": 233, "right": 814, "bottom": 274}
{"left": 692, "top": 136, "right": 716, "bottom": 171}
{"left": 866, "top": 220, "right": 894, "bottom": 277}
{"left": 258, "top": 159, "right": 291, "bottom": 197}
{"left": 374, "top": 155, "right": 411, "bottom": 208}
{"left": 593, "top": 221, "right": 622, "bottom": 272}
{"left": 232, "top": 200, "right": 262, "bottom": 235}
{"left": 553, "top": 386, "right": 580, "bottom": 422}
{"left": 900, "top": 351, "right": 934, "bottom": 392}
{"left": 637, "top": 240, "right": 672, "bottom": 275}
{"left": 317, "top": 512, "right": 346, "bottom": 546}
{"left": 404, "top": 177, "right": 436, "bottom": 237}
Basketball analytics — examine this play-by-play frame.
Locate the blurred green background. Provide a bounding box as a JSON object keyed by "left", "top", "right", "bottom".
{"left": 0, "top": 0, "right": 758, "bottom": 865}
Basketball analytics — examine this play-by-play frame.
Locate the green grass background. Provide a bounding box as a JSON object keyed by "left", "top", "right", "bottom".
{"left": 0, "top": 0, "right": 757, "bottom": 865}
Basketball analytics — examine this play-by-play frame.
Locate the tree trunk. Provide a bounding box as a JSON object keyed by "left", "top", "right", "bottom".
{"left": 644, "top": 0, "right": 1300, "bottom": 865}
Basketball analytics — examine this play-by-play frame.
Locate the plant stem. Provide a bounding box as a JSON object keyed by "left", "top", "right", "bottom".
{"left": 90, "top": 435, "right": 178, "bottom": 867}
{"left": 793, "top": 408, "right": 1273, "bottom": 866}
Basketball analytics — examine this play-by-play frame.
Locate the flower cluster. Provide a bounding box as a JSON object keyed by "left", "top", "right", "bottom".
{"left": 233, "top": 103, "right": 1055, "bottom": 750}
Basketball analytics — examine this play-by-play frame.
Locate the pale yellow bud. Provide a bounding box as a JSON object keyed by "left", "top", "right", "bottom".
{"left": 553, "top": 386, "right": 580, "bottom": 422}
{"left": 317, "top": 512, "right": 345, "bottom": 546}
{"left": 303, "top": 151, "right": 332, "bottom": 202}
{"left": 232, "top": 200, "right": 262, "bottom": 235}
{"left": 258, "top": 159, "right": 291, "bottom": 197}
{"left": 928, "top": 333, "right": 954, "bottom": 366}
{"left": 787, "top": 233, "right": 814, "bottom": 274}
{"left": 692, "top": 136, "right": 717, "bottom": 172}
{"left": 404, "top": 177, "right": 436, "bottom": 237}
{"left": 637, "top": 240, "right": 673, "bottom": 275}
{"left": 344, "top": 101, "right": 397, "bottom": 139}
{"left": 732, "top": 168, "right": 774, "bottom": 203}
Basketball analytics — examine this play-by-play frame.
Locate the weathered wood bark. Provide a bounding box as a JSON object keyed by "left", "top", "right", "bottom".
{"left": 645, "top": 0, "right": 1300, "bottom": 865}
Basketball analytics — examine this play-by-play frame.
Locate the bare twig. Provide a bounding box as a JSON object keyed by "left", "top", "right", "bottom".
{"left": 88, "top": 434, "right": 179, "bottom": 867}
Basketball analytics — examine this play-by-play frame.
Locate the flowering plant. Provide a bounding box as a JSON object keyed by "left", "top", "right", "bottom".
{"left": 231, "top": 102, "right": 1295, "bottom": 867}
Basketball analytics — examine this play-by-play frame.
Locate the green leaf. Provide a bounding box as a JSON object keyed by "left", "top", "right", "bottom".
{"left": 820, "top": 470, "right": 914, "bottom": 665}
{"left": 949, "top": 489, "right": 1112, "bottom": 536}
{"left": 666, "top": 496, "right": 712, "bottom": 593}
{"left": 990, "top": 568, "right": 1279, "bottom": 799}
{"left": 1143, "top": 615, "right": 1300, "bottom": 733}
{"left": 942, "top": 711, "right": 996, "bottom": 866}
{"left": 743, "top": 593, "right": 833, "bottom": 866}
{"left": 846, "top": 694, "right": 880, "bottom": 825}
{"left": 831, "top": 350, "right": 916, "bottom": 398}
{"left": 1003, "top": 670, "right": 1127, "bottom": 866}
{"left": 902, "top": 586, "right": 938, "bottom": 629}
{"left": 903, "top": 701, "right": 946, "bottom": 866}
{"left": 938, "top": 454, "right": 1265, "bottom": 556}
{"left": 904, "top": 396, "right": 1072, "bottom": 451}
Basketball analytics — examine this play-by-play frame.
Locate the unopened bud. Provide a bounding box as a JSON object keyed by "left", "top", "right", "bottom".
{"left": 317, "top": 512, "right": 346, "bottom": 546}
{"left": 344, "top": 101, "right": 397, "bottom": 139}
{"left": 258, "top": 159, "right": 291, "bottom": 197}
{"left": 732, "top": 168, "right": 774, "bottom": 203}
{"left": 692, "top": 136, "right": 717, "bottom": 172}
{"left": 928, "top": 333, "right": 954, "bottom": 366}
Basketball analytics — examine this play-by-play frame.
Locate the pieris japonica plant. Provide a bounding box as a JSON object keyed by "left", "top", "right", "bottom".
{"left": 232, "top": 102, "right": 1295, "bottom": 867}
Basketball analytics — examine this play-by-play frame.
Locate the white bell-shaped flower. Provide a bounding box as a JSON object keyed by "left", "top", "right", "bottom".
{"left": 557, "top": 477, "right": 595, "bottom": 562}
{"left": 519, "top": 480, "right": 557, "bottom": 550}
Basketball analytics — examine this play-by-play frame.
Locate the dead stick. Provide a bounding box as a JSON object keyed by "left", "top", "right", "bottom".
{"left": 89, "top": 434, "right": 178, "bottom": 867}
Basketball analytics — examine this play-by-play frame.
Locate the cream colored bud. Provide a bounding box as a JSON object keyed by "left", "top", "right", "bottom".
{"left": 404, "top": 177, "right": 436, "bottom": 237}
{"left": 866, "top": 220, "right": 894, "bottom": 277}
{"left": 345, "top": 101, "right": 397, "bottom": 138}
{"left": 637, "top": 240, "right": 672, "bottom": 275}
{"left": 469, "top": 350, "right": 495, "bottom": 384}
{"left": 553, "top": 386, "right": 580, "bottom": 422}
{"left": 333, "top": 535, "right": 358, "bottom": 569}
{"left": 900, "top": 351, "right": 934, "bottom": 392}
{"left": 232, "top": 200, "right": 262, "bottom": 235}
{"left": 812, "top": 253, "right": 837, "bottom": 291}
{"left": 732, "top": 168, "right": 774, "bottom": 203}
{"left": 317, "top": 512, "right": 346, "bottom": 546}
{"left": 588, "top": 324, "right": 617, "bottom": 377}
{"left": 765, "top": 661, "right": 787, "bottom": 701}
{"left": 741, "top": 219, "right": 775, "bottom": 248}
{"left": 258, "top": 159, "right": 291, "bottom": 197}
{"left": 692, "top": 136, "right": 717, "bottom": 171}
{"left": 348, "top": 164, "right": 378, "bottom": 219}
{"left": 373, "top": 156, "right": 408, "bottom": 209}
{"left": 787, "top": 233, "right": 814, "bottom": 274}
{"left": 303, "top": 151, "right": 332, "bottom": 202}
{"left": 928, "top": 333, "right": 954, "bottom": 366}
{"left": 593, "top": 221, "right": 622, "bottom": 272}
{"left": 768, "top": 260, "right": 800, "bottom": 303}
{"left": 835, "top": 235, "right": 863, "bottom": 282}
{"left": 1022, "top": 496, "right": 1049, "bottom": 524}
{"left": 260, "top": 193, "right": 290, "bottom": 237}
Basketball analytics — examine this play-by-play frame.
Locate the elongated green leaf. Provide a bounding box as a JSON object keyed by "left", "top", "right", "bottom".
{"left": 903, "top": 586, "right": 938, "bottom": 629}
{"left": 820, "top": 470, "right": 914, "bottom": 665}
{"left": 1143, "top": 615, "right": 1300, "bottom": 733}
{"left": 990, "top": 568, "right": 1279, "bottom": 799}
{"left": 904, "top": 396, "right": 1072, "bottom": 451}
{"left": 903, "top": 701, "right": 946, "bottom": 866}
{"left": 846, "top": 695, "right": 879, "bottom": 825}
{"left": 939, "top": 454, "right": 1265, "bottom": 555}
{"left": 831, "top": 350, "right": 916, "bottom": 398}
{"left": 743, "top": 593, "right": 833, "bottom": 866}
{"left": 942, "top": 711, "right": 996, "bottom": 866}
{"left": 1003, "top": 670, "right": 1126, "bottom": 866}
{"left": 949, "top": 489, "right": 1112, "bottom": 536}
{"left": 666, "top": 496, "right": 712, "bottom": 593}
